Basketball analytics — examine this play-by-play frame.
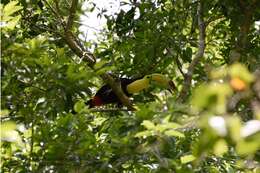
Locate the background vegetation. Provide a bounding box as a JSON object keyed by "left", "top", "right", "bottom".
{"left": 1, "top": 0, "right": 260, "bottom": 172}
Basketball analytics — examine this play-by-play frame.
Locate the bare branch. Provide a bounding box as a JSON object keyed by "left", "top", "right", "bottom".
{"left": 178, "top": 1, "right": 206, "bottom": 102}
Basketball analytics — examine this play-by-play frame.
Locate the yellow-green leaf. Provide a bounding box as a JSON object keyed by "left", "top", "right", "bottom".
{"left": 180, "top": 154, "right": 196, "bottom": 164}
{"left": 214, "top": 139, "right": 228, "bottom": 156}
{"left": 135, "top": 130, "right": 153, "bottom": 138}
{"left": 236, "top": 140, "right": 260, "bottom": 156}
{"left": 3, "top": 1, "right": 22, "bottom": 17}
{"left": 228, "top": 63, "right": 255, "bottom": 84}
{"left": 228, "top": 116, "right": 242, "bottom": 142}
{"left": 1, "top": 121, "right": 19, "bottom": 142}
{"left": 164, "top": 129, "right": 185, "bottom": 138}
{"left": 74, "top": 100, "right": 86, "bottom": 113}
{"left": 0, "top": 109, "right": 9, "bottom": 117}
{"left": 142, "top": 120, "right": 156, "bottom": 130}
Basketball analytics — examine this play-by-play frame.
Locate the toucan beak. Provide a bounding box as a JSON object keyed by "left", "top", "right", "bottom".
{"left": 168, "top": 80, "right": 177, "bottom": 94}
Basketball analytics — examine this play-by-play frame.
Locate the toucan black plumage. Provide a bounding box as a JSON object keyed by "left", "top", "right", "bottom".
{"left": 86, "top": 74, "right": 176, "bottom": 108}
{"left": 86, "top": 78, "right": 136, "bottom": 108}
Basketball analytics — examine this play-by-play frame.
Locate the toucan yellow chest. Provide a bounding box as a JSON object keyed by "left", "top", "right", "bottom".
{"left": 126, "top": 78, "right": 150, "bottom": 94}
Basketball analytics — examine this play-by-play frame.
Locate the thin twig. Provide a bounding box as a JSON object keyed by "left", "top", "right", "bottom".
{"left": 75, "top": 21, "right": 103, "bottom": 31}
{"left": 90, "top": 108, "right": 130, "bottom": 112}
{"left": 54, "top": 0, "right": 62, "bottom": 19}
{"left": 175, "top": 57, "right": 185, "bottom": 77}
{"left": 166, "top": 47, "right": 185, "bottom": 77}
{"left": 178, "top": 1, "right": 206, "bottom": 102}
{"left": 30, "top": 119, "right": 35, "bottom": 170}
{"left": 42, "top": 0, "right": 65, "bottom": 29}
{"left": 177, "top": 117, "right": 199, "bottom": 131}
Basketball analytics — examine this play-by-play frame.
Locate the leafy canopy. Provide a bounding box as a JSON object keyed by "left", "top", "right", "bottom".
{"left": 1, "top": 0, "right": 260, "bottom": 172}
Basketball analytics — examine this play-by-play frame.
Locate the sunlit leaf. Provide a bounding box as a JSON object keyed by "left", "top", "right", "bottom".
{"left": 3, "top": 1, "right": 22, "bottom": 17}
{"left": 23, "top": 128, "right": 32, "bottom": 138}
{"left": 5, "top": 15, "right": 21, "bottom": 30}
{"left": 228, "top": 63, "right": 255, "bottom": 84}
{"left": 1, "top": 121, "right": 20, "bottom": 143}
{"left": 135, "top": 130, "right": 153, "bottom": 138}
{"left": 180, "top": 154, "right": 196, "bottom": 164}
{"left": 164, "top": 129, "right": 185, "bottom": 138}
{"left": 192, "top": 83, "right": 232, "bottom": 114}
{"left": 236, "top": 140, "right": 260, "bottom": 156}
{"left": 91, "top": 117, "right": 107, "bottom": 127}
{"left": 141, "top": 120, "right": 156, "bottom": 130}
{"left": 210, "top": 66, "right": 228, "bottom": 79}
{"left": 228, "top": 116, "right": 242, "bottom": 142}
{"left": 73, "top": 100, "right": 86, "bottom": 113}
{"left": 214, "top": 139, "right": 228, "bottom": 156}
{"left": 0, "top": 109, "right": 9, "bottom": 117}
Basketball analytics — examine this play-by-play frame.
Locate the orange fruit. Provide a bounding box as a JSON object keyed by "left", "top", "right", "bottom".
{"left": 230, "top": 77, "right": 246, "bottom": 91}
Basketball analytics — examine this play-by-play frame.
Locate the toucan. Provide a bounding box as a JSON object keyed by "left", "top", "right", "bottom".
{"left": 86, "top": 74, "right": 176, "bottom": 108}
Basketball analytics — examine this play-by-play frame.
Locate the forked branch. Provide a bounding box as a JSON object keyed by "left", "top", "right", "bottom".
{"left": 178, "top": 1, "right": 206, "bottom": 102}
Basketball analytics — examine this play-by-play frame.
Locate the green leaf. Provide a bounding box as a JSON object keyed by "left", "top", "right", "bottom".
{"left": 180, "top": 154, "right": 196, "bottom": 164}
{"left": 228, "top": 63, "right": 254, "bottom": 84}
{"left": 5, "top": 15, "right": 21, "bottom": 30}
{"left": 155, "top": 122, "right": 181, "bottom": 132}
{"left": 73, "top": 100, "right": 86, "bottom": 113}
{"left": 3, "top": 1, "right": 22, "bottom": 17}
{"left": 94, "top": 60, "right": 108, "bottom": 70}
{"left": 23, "top": 128, "right": 32, "bottom": 138}
{"left": 135, "top": 130, "right": 153, "bottom": 138}
{"left": 192, "top": 83, "right": 232, "bottom": 114}
{"left": 91, "top": 117, "right": 107, "bottom": 127}
{"left": 1, "top": 121, "right": 22, "bottom": 144}
{"left": 141, "top": 120, "right": 156, "bottom": 130}
{"left": 0, "top": 109, "right": 9, "bottom": 117}
{"left": 236, "top": 140, "right": 260, "bottom": 156}
{"left": 1, "top": 121, "right": 16, "bottom": 132}
{"left": 183, "top": 47, "right": 193, "bottom": 63}
{"left": 213, "top": 139, "right": 228, "bottom": 156}
{"left": 164, "top": 129, "right": 185, "bottom": 138}
{"left": 95, "top": 66, "right": 116, "bottom": 75}
{"left": 228, "top": 116, "right": 242, "bottom": 142}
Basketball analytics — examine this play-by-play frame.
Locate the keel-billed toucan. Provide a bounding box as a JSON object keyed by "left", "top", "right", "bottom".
{"left": 86, "top": 74, "right": 176, "bottom": 108}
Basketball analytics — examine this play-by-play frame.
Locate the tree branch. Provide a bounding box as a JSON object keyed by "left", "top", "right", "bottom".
{"left": 90, "top": 108, "right": 129, "bottom": 112}
{"left": 66, "top": 0, "right": 78, "bottom": 31}
{"left": 42, "top": 0, "right": 65, "bottom": 29}
{"left": 59, "top": 0, "right": 135, "bottom": 111}
{"left": 178, "top": 1, "right": 206, "bottom": 102}
{"left": 229, "top": 0, "right": 259, "bottom": 63}
{"left": 166, "top": 47, "right": 185, "bottom": 78}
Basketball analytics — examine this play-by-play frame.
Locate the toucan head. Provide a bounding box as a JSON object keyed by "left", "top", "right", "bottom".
{"left": 126, "top": 73, "right": 176, "bottom": 94}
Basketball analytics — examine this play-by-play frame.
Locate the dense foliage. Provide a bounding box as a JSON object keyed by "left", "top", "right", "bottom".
{"left": 1, "top": 0, "right": 260, "bottom": 172}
